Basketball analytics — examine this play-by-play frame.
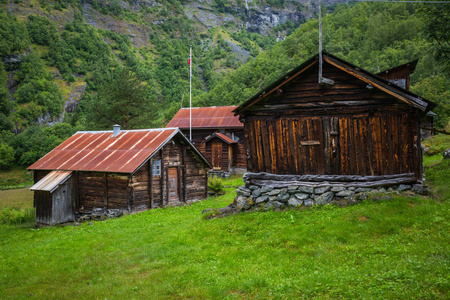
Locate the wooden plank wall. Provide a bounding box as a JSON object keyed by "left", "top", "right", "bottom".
{"left": 233, "top": 130, "right": 247, "bottom": 168}
{"left": 245, "top": 112, "right": 418, "bottom": 178}
{"left": 78, "top": 172, "right": 107, "bottom": 211}
{"left": 35, "top": 190, "right": 52, "bottom": 224}
{"left": 204, "top": 139, "right": 230, "bottom": 171}
{"left": 181, "top": 128, "right": 247, "bottom": 170}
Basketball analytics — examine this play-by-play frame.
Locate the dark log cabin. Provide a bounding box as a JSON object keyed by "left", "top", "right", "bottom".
{"left": 166, "top": 106, "right": 246, "bottom": 172}
{"left": 28, "top": 127, "right": 211, "bottom": 225}
{"left": 233, "top": 52, "right": 436, "bottom": 188}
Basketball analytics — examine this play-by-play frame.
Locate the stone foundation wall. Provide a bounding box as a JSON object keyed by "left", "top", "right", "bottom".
{"left": 234, "top": 183, "right": 428, "bottom": 212}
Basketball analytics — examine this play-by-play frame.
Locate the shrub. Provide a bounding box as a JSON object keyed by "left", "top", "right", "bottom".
{"left": 0, "top": 206, "right": 35, "bottom": 225}
{"left": 208, "top": 177, "right": 224, "bottom": 196}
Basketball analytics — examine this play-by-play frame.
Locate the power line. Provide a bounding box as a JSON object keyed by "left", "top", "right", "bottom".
{"left": 349, "top": 0, "right": 450, "bottom": 3}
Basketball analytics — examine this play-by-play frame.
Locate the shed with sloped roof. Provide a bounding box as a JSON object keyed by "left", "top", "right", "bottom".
{"left": 233, "top": 52, "right": 436, "bottom": 190}
{"left": 166, "top": 106, "right": 246, "bottom": 172}
{"left": 28, "top": 127, "right": 211, "bottom": 225}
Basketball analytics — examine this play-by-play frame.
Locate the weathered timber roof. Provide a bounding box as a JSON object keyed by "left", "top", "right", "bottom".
{"left": 376, "top": 60, "right": 418, "bottom": 77}
{"left": 203, "top": 132, "right": 237, "bottom": 144}
{"left": 233, "top": 52, "right": 436, "bottom": 115}
{"left": 166, "top": 106, "right": 243, "bottom": 129}
{"left": 28, "top": 128, "right": 211, "bottom": 173}
{"left": 30, "top": 170, "right": 72, "bottom": 193}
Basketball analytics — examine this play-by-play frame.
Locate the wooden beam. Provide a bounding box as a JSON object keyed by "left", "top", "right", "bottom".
{"left": 244, "top": 172, "right": 416, "bottom": 183}
{"left": 324, "top": 56, "right": 428, "bottom": 111}
{"left": 239, "top": 58, "right": 319, "bottom": 113}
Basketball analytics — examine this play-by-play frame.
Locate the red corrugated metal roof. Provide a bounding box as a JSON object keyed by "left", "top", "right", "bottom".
{"left": 203, "top": 132, "right": 237, "bottom": 144}
{"left": 166, "top": 106, "right": 243, "bottom": 129}
{"left": 30, "top": 171, "right": 72, "bottom": 193}
{"left": 28, "top": 128, "right": 179, "bottom": 173}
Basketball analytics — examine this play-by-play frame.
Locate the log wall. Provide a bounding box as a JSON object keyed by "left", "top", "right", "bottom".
{"left": 181, "top": 128, "right": 246, "bottom": 170}
{"left": 242, "top": 61, "right": 423, "bottom": 181}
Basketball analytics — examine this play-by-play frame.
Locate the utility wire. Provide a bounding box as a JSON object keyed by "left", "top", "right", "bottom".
{"left": 348, "top": 0, "right": 450, "bottom": 3}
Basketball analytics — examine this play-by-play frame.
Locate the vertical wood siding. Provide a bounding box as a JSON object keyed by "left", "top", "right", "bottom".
{"left": 245, "top": 112, "right": 419, "bottom": 178}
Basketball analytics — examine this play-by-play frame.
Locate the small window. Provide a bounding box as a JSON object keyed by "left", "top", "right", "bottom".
{"left": 152, "top": 160, "right": 161, "bottom": 176}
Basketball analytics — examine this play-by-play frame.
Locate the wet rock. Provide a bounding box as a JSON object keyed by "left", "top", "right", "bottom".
{"left": 315, "top": 192, "right": 334, "bottom": 205}
{"left": 355, "top": 187, "right": 373, "bottom": 193}
{"left": 412, "top": 184, "right": 430, "bottom": 195}
{"left": 315, "top": 186, "right": 330, "bottom": 194}
{"left": 267, "top": 189, "right": 281, "bottom": 196}
{"left": 261, "top": 185, "right": 274, "bottom": 193}
{"left": 255, "top": 195, "right": 269, "bottom": 204}
{"left": 251, "top": 188, "right": 261, "bottom": 198}
{"left": 298, "top": 186, "right": 314, "bottom": 194}
{"left": 336, "top": 190, "right": 354, "bottom": 197}
{"left": 443, "top": 148, "right": 450, "bottom": 159}
{"left": 277, "top": 193, "right": 290, "bottom": 203}
{"left": 397, "top": 184, "right": 412, "bottom": 192}
{"left": 249, "top": 185, "right": 259, "bottom": 190}
{"left": 288, "top": 197, "right": 303, "bottom": 207}
{"left": 330, "top": 186, "right": 346, "bottom": 192}
{"left": 294, "top": 193, "right": 309, "bottom": 200}
{"left": 304, "top": 199, "right": 314, "bottom": 207}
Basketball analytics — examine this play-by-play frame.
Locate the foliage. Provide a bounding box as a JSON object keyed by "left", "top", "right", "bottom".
{"left": 14, "top": 52, "right": 64, "bottom": 128}
{"left": 9, "top": 123, "right": 80, "bottom": 167}
{"left": 0, "top": 174, "right": 449, "bottom": 298}
{"left": 0, "top": 142, "right": 14, "bottom": 170}
{"left": 0, "top": 206, "right": 35, "bottom": 225}
{"left": 411, "top": 75, "right": 450, "bottom": 129}
{"left": 26, "top": 15, "right": 58, "bottom": 46}
{"left": 85, "top": 67, "right": 160, "bottom": 130}
{"left": 0, "top": 167, "right": 33, "bottom": 187}
{"left": 422, "top": 134, "right": 450, "bottom": 167}
{"left": 199, "top": 2, "right": 445, "bottom": 108}
{"left": 0, "top": 62, "right": 12, "bottom": 131}
{"left": 208, "top": 177, "right": 224, "bottom": 196}
{"left": 0, "top": 9, "right": 29, "bottom": 58}
{"left": 416, "top": 1, "right": 450, "bottom": 76}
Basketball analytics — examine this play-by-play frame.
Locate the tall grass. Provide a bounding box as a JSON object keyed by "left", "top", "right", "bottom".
{"left": 0, "top": 206, "right": 35, "bottom": 225}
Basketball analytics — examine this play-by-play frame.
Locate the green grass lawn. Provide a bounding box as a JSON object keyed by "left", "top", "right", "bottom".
{"left": 1, "top": 135, "right": 450, "bottom": 299}
{"left": 1, "top": 170, "right": 449, "bottom": 299}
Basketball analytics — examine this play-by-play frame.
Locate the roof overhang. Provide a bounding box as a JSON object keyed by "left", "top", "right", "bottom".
{"left": 233, "top": 51, "right": 437, "bottom": 115}
{"left": 30, "top": 170, "right": 72, "bottom": 193}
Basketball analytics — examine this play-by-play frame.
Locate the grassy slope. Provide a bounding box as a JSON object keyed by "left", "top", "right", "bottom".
{"left": 0, "top": 173, "right": 449, "bottom": 299}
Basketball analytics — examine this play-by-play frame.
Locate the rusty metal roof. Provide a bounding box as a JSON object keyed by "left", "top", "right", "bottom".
{"left": 166, "top": 106, "right": 243, "bottom": 129}
{"left": 203, "top": 132, "right": 237, "bottom": 144}
{"left": 30, "top": 170, "right": 72, "bottom": 193}
{"left": 28, "top": 128, "right": 185, "bottom": 173}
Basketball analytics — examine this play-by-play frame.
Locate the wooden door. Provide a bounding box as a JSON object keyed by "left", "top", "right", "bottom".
{"left": 296, "top": 117, "right": 324, "bottom": 175}
{"left": 212, "top": 141, "right": 222, "bottom": 169}
{"left": 168, "top": 167, "right": 179, "bottom": 201}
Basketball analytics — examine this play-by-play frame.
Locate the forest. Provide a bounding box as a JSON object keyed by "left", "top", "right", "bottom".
{"left": 0, "top": 0, "right": 449, "bottom": 169}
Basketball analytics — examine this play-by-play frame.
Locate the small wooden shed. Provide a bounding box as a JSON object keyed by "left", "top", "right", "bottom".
{"left": 166, "top": 106, "right": 246, "bottom": 172}
{"left": 28, "top": 127, "right": 212, "bottom": 225}
{"left": 233, "top": 52, "right": 436, "bottom": 188}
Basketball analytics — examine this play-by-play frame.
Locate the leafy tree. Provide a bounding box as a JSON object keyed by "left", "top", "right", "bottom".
{"left": 417, "top": 2, "right": 450, "bottom": 75}
{"left": 0, "top": 9, "right": 29, "bottom": 58}
{"left": 86, "top": 67, "right": 160, "bottom": 130}
{"left": 26, "top": 15, "right": 58, "bottom": 46}
{"left": 411, "top": 75, "right": 450, "bottom": 129}
{"left": 0, "top": 142, "right": 14, "bottom": 170}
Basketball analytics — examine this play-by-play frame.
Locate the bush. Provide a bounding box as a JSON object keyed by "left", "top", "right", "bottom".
{"left": 0, "top": 206, "right": 35, "bottom": 225}
{"left": 208, "top": 177, "right": 224, "bottom": 196}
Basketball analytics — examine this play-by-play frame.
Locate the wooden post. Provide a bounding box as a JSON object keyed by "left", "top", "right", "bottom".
{"left": 148, "top": 160, "right": 153, "bottom": 209}
{"left": 104, "top": 173, "right": 108, "bottom": 210}
{"left": 160, "top": 149, "right": 165, "bottom": 207}
{"left": 182, "top": 145, "right": 187, "bottom": 202}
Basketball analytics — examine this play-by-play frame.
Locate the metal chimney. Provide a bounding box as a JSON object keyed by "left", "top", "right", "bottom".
{"left": 113, "top": 124, "right": 121, "bottom": 137}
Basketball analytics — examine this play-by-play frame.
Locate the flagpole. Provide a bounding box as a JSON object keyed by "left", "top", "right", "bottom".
{"left": 189, "top": 45, "right": 192, "bottom": 141}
